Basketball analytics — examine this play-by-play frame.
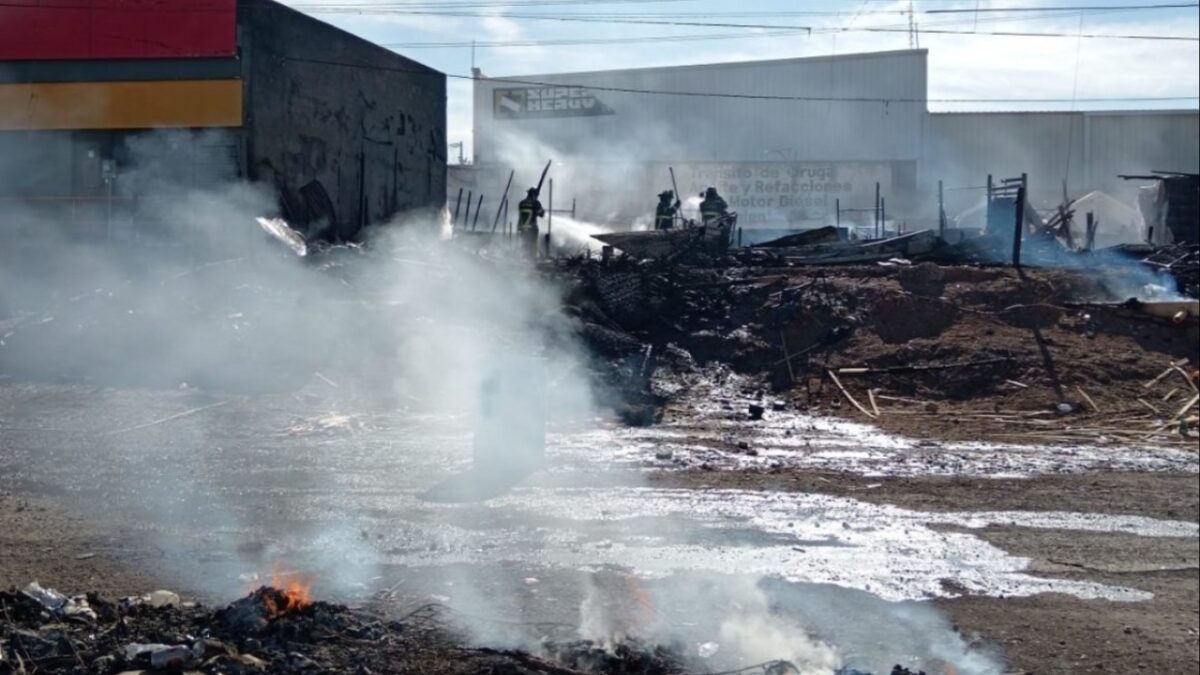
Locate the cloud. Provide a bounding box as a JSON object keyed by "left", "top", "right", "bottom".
{"left": 276, "top": 1, "right": 1199, "bottom": 158}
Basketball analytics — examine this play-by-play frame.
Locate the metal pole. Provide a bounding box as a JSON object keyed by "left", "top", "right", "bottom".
{"left": 880, "top": 197, "right": 886, "bottom": 237}
{"left": 836, "top": 198, "right": 841, "bottom": 229}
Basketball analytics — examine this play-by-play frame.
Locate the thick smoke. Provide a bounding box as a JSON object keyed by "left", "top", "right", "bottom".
{"left": 0, "top": 129, "right": 598, "bottom": 599}
{"left": 1, "top": 130, "right": 1002, "bottom": 673}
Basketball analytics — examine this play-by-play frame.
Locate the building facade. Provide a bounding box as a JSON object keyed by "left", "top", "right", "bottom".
{"left": 0, "top": 0, "right": 446, "bottom": 244}
{"left": 471, "top": 50, "right": 926, "bottom": 228}
{"left": 469, "top": 49, "right": 1199, "bottom": 231}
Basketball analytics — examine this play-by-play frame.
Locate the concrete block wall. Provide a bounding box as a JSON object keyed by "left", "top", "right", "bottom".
{"left": 238, "top": 0, "right": 446, "bottom": 240}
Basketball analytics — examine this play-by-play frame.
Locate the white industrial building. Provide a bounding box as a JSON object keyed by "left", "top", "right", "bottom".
{"left": 464, "top": 49, "right": 1198, "bottom": 231}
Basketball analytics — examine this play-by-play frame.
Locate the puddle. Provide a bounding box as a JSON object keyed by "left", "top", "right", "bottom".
{"left": 548, "top": 412, "right": 1199, "bottom": 477}
{"left": 280, "top": 487, "right": 1196, "bottom": 604}
{"left": 3, "top": 383, "right": 1195, "bottom": 611}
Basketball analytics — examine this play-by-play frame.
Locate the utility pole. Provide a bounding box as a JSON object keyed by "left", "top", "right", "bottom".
{"left": 908, "top": 0, "right": 919, "bottom": 49}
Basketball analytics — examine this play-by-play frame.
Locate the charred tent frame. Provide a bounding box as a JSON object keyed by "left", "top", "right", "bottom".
{"left": 1121, "top": 171, "right": 1200, "bottom": 246}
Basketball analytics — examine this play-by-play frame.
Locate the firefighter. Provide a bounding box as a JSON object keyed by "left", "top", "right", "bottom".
{"left": 517, "top": 187, "right": 545, "bottom": 258}
{"left": 654, "top": 190, "right": 680, "bottom": 230}
{"left": 698, "top": 187, "right": 728, "bottom": 224}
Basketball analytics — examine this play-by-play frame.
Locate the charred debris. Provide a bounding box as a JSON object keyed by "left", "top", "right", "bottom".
{"left": 544, "top": 175, "right": 1199, "bottom": 443}
{"left": 0, "top": 585, "right": 931, "bottom": 675}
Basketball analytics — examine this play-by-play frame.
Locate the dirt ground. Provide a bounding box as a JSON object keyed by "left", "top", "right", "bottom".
{"left": 4, "top": 469, "right": 1197, "bottom": 675}
{"left": 3, "top": 257, "right": 1198, "bottom": 674}
{"left": 0, "top": 490, "right": 162, "bottom": 599}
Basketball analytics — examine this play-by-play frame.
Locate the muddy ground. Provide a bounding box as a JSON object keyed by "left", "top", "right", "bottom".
{"left": 651, "top": 471, "right": 1199, "bottom": 673}
{"left": 4, "top": 468, "right": 1197, "bottom": 675}
{"left": 3, "top": 252, "right": 1199, "bottom": 674}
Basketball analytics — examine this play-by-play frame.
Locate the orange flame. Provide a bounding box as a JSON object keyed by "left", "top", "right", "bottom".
{"left": 263, "top": 566, "right": 313, "bottom": 616}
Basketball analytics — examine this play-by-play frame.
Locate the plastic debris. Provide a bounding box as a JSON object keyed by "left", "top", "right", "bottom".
{"left": 147, "top": 590, "right": 181, "bottom": 608}
{"left": 255, "top": 216, "right": 308, "bottom": 257}
{"left": 125, "top": 642, "right": 171, "bottom": 660}
{"left": 150, "top": 644, "right": 196, "bottom": 669}
{"left": 22, "top": 581, "right": 67, "bottom": 612}
{"left": 22, "top": 581, "right": 97, "bottom": 621}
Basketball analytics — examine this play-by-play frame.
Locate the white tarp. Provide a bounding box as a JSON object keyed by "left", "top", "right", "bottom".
{"left": 1068, "top": 191, "right": 1146, "bottom": 249}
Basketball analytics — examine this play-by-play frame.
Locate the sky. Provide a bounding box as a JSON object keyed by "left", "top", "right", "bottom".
{"left": 277, "top": 0, "right": 1200, "bottom": 161}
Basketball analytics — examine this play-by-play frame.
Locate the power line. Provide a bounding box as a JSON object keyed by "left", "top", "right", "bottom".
{"left": 274, "top": 52, "right": 1200, "bottom": 104}
{"left": 381, "top": 25, "right": 1198, "bottom": 48}
{"left": 853, "top": 26, "right": 1197, "bottom": 40}
{"left": 927, "top": 3, "right": 1197, "bottom": 13}
{"left": 283, "top": 4, "right": 1200, "bottom": 42}
{"left": 386, "top": 29, "right": 810, "bottom": 48}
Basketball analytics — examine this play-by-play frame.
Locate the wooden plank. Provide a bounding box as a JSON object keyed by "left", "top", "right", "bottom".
{"left": 1076, "top": 387, "right": 1100, "bottom": 412}
{"left": 1172, "top": 394, "right": 1199, "bottom": 422}
{"left": 827, "top": 370, "right": 877, "bottom": 419}
{"left": 1144, "top": 358, "right": 1190, "bottom": 389}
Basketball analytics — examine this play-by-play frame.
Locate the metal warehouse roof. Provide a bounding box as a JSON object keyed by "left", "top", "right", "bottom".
{"left": 480, "top": 48, "right": 928, "bottom": 81}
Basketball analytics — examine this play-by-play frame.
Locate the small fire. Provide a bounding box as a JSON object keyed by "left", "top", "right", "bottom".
{"left": 262, "top": 566, "right": 313, "bottom": 617}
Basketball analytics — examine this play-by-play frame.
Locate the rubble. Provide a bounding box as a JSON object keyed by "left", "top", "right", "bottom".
{"left": 558, "top": 245, "right": 1198, "bottom": 447}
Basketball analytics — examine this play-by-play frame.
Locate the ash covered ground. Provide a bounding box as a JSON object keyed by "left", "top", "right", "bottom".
{"left": 1, "top": 233, "right": 1197, "bottom": 675}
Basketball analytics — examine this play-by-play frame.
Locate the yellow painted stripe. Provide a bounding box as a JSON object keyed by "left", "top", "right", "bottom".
{"left": 0, "top": 80, "right": 242, "bottom": 130}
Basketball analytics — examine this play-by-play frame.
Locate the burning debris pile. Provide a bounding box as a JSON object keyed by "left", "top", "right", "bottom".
{"left": 0, "top": 584, "right": 942, "bottom": 675}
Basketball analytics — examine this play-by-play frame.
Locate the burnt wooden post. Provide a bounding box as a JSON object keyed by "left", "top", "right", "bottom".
{"left": 1012, "top": 173, "right": 1027, "bottom": 268}
{"left": 452, "top": 187, "right": 463, "bottom": 226}
{"left": 545, "top": 178, "right": 553, "bottom": 258}
{"left": 472, "top": 193, "right": 484, "bottom": 230}
{"left": 880, "top": 197, "right": 887, "bottom": 237}
{"left": 1086, "top": 211, "right": 1096, "bottom": 251}
{"left": 937, "top": 179, "right": 947, "bottom": 238}
{"left": 464, "top": 190, "right": 473, "bottom": 230}
{"left": 985, "top": 174, "right": 994, "bottom": 232}
{"left": 874, "top": 181, "right": 881, "bottom": 238}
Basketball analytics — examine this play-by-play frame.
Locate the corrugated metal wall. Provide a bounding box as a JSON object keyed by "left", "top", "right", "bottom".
{"left": 1086, "top": 112, "right": 1200, "bottom": 187}
{"left": 474, "top": 50, "right": 927, "bottom": 165}
{"left": 924, "top": 110, "right": 1200, "bottom": 214}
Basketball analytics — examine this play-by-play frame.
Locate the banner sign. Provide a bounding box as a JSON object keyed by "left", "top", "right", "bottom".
{"left": 674, "top": 162, "right": 893, "bottom": 227}
{"left": 493, "top": 87, "right": 615, "bottom": 120}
